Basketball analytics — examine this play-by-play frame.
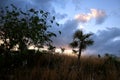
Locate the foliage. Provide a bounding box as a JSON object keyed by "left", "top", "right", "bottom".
{"left": 70, "top": 30, "right": 94, "bottom": 65}
{"left": 0, "top": 4, "right": 59, "bottom": 52}
{"left": 60, "top": 47, "right": 65, "bottom": 53}
{"left": 72, "top": 49, "right": 78, "bottom": 54}
{"left": 70, "top": 30, "right": 94, "bottom": 50}
{"left": 48, "top": 44, "right": 56, "bottom": 52}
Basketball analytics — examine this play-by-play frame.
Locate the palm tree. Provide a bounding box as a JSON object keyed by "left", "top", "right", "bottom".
{"left": 72, "top": 49, "right": 78, "bottom": 55}
{"left": 70, "top": 30, "right": 94, "bottom": 64}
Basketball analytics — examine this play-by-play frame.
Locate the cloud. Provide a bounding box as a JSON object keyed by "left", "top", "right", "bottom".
{"left": 28, "top": 0, "right": 54, "bottom": 11}
{"left": 52, "top": 19, "right": 79, "bottom": 48}
{"left": 91, "top": 9, "right": 107, "bottom": 24}
{"left": 71, "top": 0, "right": 81, "bottom": 10}
{"left": 0, "top": 0, "right": 69, "bottom": 46}
{"left": 53, "top": 24, "right": 120, "bottom": 56}
{"left": 53, "top": 23, "right": 120, "bottom": 56}
{"left": 1, "top": 0, "right": 119, "bottom": 56}
{"left": 55, "top": 13, "right": 68, "bottom": 20}
{"left": 74, "top": 9, "right": 107, "bottom": 24}
{"left": 74, "top": 13, "right": 91, "bottom": 23}
{"left": 0, "top": 0, "right": 30, "bottom": 9}
{"left": 0, "top": 0, "right": 68, "bottom": 21}
{"left": 87, "top": 27, "right": 120, "bottom": 56}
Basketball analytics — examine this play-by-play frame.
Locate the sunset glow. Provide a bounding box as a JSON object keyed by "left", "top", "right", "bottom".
{"left": 0, "top": 0, "right": 120, "bottom": 55}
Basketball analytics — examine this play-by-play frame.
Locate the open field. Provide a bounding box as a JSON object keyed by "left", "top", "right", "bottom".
{"left": 0, "top": 51, "right": 120, "bottom": 80}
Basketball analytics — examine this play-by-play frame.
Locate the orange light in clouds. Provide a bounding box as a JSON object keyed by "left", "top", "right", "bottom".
{"left": 74, "top": 14, "right": 92, "bottom": 22}
{"left": 74, "top": 9, "right": 106, "bottom": 23}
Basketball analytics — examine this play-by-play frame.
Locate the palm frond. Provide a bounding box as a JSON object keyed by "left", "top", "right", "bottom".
{"left": 72, "top": 49, "right": 78, "bottom": 54}
{"left": 69, "top": 40, "right": 78, "bottom": 48}
{"left": 81, "top": 39, "right": 94, "bottom": 50}
{"left": 71, "top": 29, "right": 94, "bottom": 52}
{"left": 73, "top": 30, "right": 83, "bottom": 40}
{"left": 84, "top": 39, "right": 94, "bottom": 46}
{"left": 83, "top": 33, "right": 93, "bottom": 40}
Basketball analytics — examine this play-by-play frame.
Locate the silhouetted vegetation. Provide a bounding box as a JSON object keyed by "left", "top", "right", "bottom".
{"left": 0, "top": 4, "right": 59, "bottom": 53}
{"left": 60, "top": 47, "right": 65, "bottom": 53}
{"left": 0, "top": 51, "right": 120, "bottom": 80}
{"left": 0, "top": 5, "right": 120, "bottom": 80}
{"left": 70, "top": 30, "right": 94, "bottom": 66}
{"left": 0, "top": 5, "right": 59, "bottom": 80}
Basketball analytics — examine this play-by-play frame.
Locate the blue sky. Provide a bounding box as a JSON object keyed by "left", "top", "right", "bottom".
{"left": 0, "top": 0, "right": 120, "bottom": 55}
{"left": 52, "top": 0, "right": 120, "bottom": 32}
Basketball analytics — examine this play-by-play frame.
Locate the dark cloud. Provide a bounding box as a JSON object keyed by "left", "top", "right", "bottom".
{"left": 53, "top": 24, "right": 120, "bottom": 56}
{"left": 0, "top": 0, "right": 54, "bottom": 12}
{"left": 0, "top": 0, "right": 67, "bottom": 21}
{"left": 52, "top": 19, "right": 79, "bottom": 48}
{"left": 88, "top": 27, "right": 120, "bottom": 56}
{"left": 0, "top": 0, "right": 28, "bottom": 9}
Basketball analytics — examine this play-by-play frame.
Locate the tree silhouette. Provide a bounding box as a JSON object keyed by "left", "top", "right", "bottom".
{"left": 0, "top": 4, "right": 59, "bottom": 54}
{"left": 48, "top": 44, "right": 56, "bottom": 53}
{"left": 70, "top": 30, "right": 94, "bottom": 65}
{"left": 72, "top": 49, "right": 78, "bottom": 55}
{"left": 60, "top": 47, "right": 65, "bottom": 53}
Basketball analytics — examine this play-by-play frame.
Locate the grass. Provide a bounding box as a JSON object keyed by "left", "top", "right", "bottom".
{"left": 0, "top": 51, "right": 120, "bottom": 80}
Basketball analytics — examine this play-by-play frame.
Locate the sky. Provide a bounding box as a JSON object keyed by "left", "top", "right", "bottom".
{"left": 0, "top": 0, "right": 120, "bottom": 56}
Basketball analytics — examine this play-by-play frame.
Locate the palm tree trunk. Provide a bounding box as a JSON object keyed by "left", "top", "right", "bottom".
{"left": 78, "top": 43, "right": 82, "bottom": 67}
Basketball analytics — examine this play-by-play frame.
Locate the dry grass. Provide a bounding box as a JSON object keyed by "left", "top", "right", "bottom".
{"left": 1, "top": 52, "right": 120, "bottom": 80}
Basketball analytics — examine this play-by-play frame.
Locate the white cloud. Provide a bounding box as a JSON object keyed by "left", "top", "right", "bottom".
{"left": 74, "top": 13, "right": 91, "bottom": 23}
{"left": 76, "top": 24, "right": 85, "bottom": 30}
{"left": 90, "top": 9, "right": 106, "bottom": 18}
{"left": 112, "top": 37, "right": 120, "bottom": 42}
{"left": 74, "top": 9, "right": 107, "bottom": 24}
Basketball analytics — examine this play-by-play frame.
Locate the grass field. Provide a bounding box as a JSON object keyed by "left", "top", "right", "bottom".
{"left": 0, "top": 51, "right": 120, "bottom": 80}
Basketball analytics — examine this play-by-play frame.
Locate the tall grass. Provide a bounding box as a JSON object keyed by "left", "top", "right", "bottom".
{"left": 1, "top": 51, "right": 120, "bottom": 80}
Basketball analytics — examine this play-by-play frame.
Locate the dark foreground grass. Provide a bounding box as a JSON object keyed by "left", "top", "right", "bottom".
{"left": 0, "top": 51, "right": 120, "bottom": 80}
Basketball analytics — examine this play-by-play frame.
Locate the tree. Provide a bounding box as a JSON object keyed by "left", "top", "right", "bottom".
{"left": 60, "top": 47, "right": 65, "bottom": 53}
{"left": 70, "top": 30, "right": 94, "bottom": 65}
{"left": 72, "top": 49, "right": 78, "bottom": 55}
{"left": 48, "top": 44, "right": 56, "bottom": 53}
{"left": 0, "top": 4, "right": 59, "bottom": 53}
